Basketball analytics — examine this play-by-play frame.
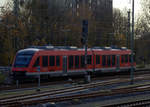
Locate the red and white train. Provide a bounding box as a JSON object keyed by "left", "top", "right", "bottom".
{"left": 12, "top": 46, "right": 136, "bottom": 79}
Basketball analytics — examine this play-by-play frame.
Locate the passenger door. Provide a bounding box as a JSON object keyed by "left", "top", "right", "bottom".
{"left": 41, "top": 56, "right": 48, "bottom": 72}
{"left": 116, "top": 55, "right": 120, "bottom": 72}
{"left": 48, "top": 56, "right": 55, "bottom": 72}
{"left": 63, "top": 56, "right": 67, "bottom": 74}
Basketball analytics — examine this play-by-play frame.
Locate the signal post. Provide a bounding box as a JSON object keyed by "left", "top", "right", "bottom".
{"left": 81, "top": 0, "right": 90, "bottom": 83}
{"left": 82, "top": 20, "right": 90, "bottom": 83}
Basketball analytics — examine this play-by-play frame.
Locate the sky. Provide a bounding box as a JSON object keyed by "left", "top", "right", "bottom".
{"left": 113, "top": 0, "right": 141, "bottom": 15}
{"left": 0, "top": 0, "right": 6, "bottom": 6}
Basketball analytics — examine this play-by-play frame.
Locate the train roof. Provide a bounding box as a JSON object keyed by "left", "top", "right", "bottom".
{"left": 17, "top": 46, "right": 131, "bottom": 55}
{"left": 17, "top": 48, "right": 40, "bottom": 55}
{"left": 25, "top": 46, "right": 130, "bottom": 51}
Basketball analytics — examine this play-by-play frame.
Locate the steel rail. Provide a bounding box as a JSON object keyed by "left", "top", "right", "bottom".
{"left": 103, "top": 99, "right": 150, "bottom": 107}
{"left": 3, "top": 84, "right": 150, "bottom": 107}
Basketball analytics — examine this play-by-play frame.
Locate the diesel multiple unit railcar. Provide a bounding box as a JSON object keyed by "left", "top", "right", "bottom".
{"left": 12, "top": 46, "right": 135, "bottom": 79}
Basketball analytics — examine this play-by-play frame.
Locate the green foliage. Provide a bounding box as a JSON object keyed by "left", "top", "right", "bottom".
{"left": 136, "top": 64, "right": 145, "bottom": 68}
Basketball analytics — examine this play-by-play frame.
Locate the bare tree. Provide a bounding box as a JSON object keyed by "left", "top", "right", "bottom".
{"left": 112, "top": 8, "right": 128, "bottom": 47}
{"left": 135, "top": 0, "right": 150, "bottom": 35}
{"left": 135, "top": 0, "right": 150, "bottom": 64}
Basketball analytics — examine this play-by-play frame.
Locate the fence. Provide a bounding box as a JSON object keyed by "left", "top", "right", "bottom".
{"left": 0, "top": 66, "right": 11, "bottom": 71}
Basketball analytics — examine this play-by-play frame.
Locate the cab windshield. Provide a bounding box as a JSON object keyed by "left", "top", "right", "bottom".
{"left": 14, "top": 55, "right": 33, "bottom": 67}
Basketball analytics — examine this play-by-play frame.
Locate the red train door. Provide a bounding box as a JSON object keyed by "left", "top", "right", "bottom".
{"left": 116, "top": 55, "right": 120, "bottom": 72}
{"left": 48, "top": 56, "right": 56, "bottom": 72}
{"left": 41, "top": 56, "right": 48, "bottom": 72}
{"left": 63, "top": 56, "right": 67, "bottom": 74}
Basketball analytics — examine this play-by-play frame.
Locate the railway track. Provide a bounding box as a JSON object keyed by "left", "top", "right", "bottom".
{"left": 2, "top": 81, "right": 150, "bottom": 107}
{"left": 0, "top": 79, "right": 120, "bottom": 105}
{"left": 1, "top": 74, "right": 150, "bottom": 107}
{"left": 104, "top": 99, "right": 150, "bottom": 107}
{"left": 1, "top": 72, "right": 150, "bottom": 102}
{"left": 0, "top": 69, "right": 150, "bottom": 107}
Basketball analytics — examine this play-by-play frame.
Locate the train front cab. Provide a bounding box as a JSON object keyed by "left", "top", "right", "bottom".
{"left": 12, "top": 52, "right": 34, "bottom": 80}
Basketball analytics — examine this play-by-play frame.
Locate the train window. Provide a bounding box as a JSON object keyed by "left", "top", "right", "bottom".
{"left": 121, "top": 55, "right": 125, "bottom": 63}
{"left": 56, "top": 56, "right": 60, "bottom": 66}
{"left": 129, "top": 55, "right": 131, "bottom": 62}
{"left": 96, "top": 55, "right": 100, "bottom": 64}
{"left": 75, "top": 56, "right": 79, "bottom": 68}
{"left": 42, "top": 56, "right": 48, "bottom": 67}
{"left": 87, "top": 55, "right": 92, "bottom": 65}
{"left": 69, "top": 56, "right": 74, "bottom": 69}
{"left": 33, "top": 57, "right": 39, "bottom": 67}
{"left": 112, "top": 55, "right": 116, "bottom": 66}
{"left": 49, "top": 56, "right": 55, "bottom": 66}
{"left": 102, "top": 55, "right": 106, "bottom": 66}
{"left": 81, "top": 55, "right": 85, "bottom": 68}
{"left": 125, "top": 55, "right": 128, "bottom": 63}
{"left": 107, "top": 55, "right": 111, "bottom": 66}
{"left": 14, "top": 54, "right": 33, "bottom": 67}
